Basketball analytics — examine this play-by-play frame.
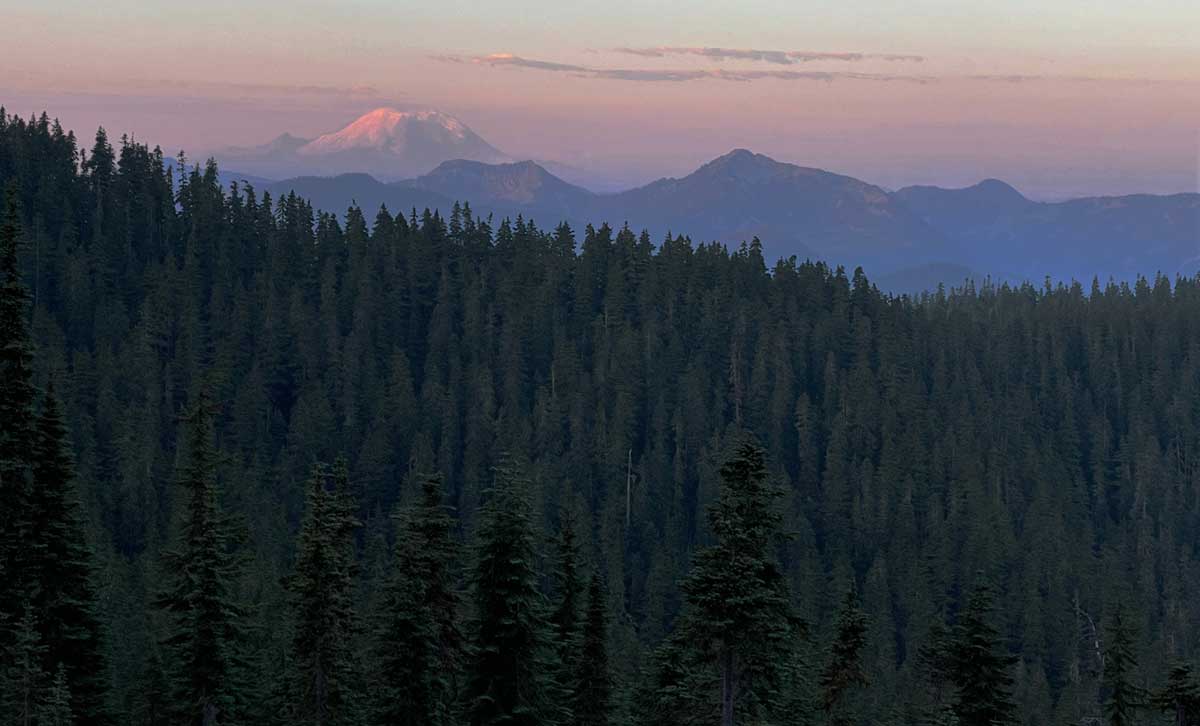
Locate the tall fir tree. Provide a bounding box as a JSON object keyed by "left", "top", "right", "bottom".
{"left": 573, "top": 574, "right": 612, "bottom": 726}
{"left": 463, "top": 458, "right": 562, "bottom": 726}
{"left": 819, "top": 587, "right": 869, "bottom": 726}
{"left": 28, "top": 382, "right": 109, "bottom": 725}
{"left": 1152, "top": 661, "right": 1200, "bottom": 726}
{"left": 945, "top": 583, "right": 1018, "bottom": 726}
{"left": 157, "top": 393, "right": 246, "bottom": 726}
{"left": 0, "top": 186, "right": 37, "bottom": 624}
{"left": 372, "top": 472, "right": 464, "bottom": 726}
{"left": 1102, "top": 605, "right": 1144, "bottom": 726}
{"left": 287, "top": 460, "right": 362, "bottom": 726}
{"left": 550, "top": 514, "right": 583, "bottom": 704}
{"left": 917, "top": 623, "right": 958, "bottom": 724}
{"left": 39, "top": 665, "right": 74, "bottom": 726}
{"left": 1, "top": 608, "right": 47, "bottom": 726}
{"left": 647, "top": 437, "right": 800, "bottom": 726}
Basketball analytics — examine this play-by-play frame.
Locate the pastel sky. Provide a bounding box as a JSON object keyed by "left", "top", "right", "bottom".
{"left": 2, "top": 0, "right": 1197, "bottom": 197}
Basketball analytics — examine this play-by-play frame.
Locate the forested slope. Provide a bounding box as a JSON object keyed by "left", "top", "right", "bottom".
{"left": 2, "top": 110, "right": 1200, "bottom": 725}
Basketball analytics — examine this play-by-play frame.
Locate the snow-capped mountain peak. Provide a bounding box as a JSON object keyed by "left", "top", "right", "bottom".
{"left": 298, "top": 108, "right": 476, "bottom": 155}
{"left": 220, "top": 107, "right": 509, "bottom": 180}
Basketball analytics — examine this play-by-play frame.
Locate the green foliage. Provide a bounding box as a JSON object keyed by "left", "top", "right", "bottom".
{"left": 28, "top": 383, "right": 108, "bottom": 725}
{"left": 923, "top": 583, "right": 1018, "bottom": 726}
{"left": 1152, "top": 661, "right": 1200, "bottom": 726}
{"left": 550, "top": 514, "right": 583, "bottom": 704}
{"left": 819, "top": 588, "right": 869, "bottom": 725}
{"left": 38, "top": 665, "right": 74, "bottom": 726}
{"left": 286, "top": 460, "right": 362, "bottom": 726}
{"left": 646, "top": 437, "right": 802, "bottom": 726}
{"left": 0, "top": 608, "right": 47, "bottom": 726}
{"left": 952, "top": 585, "right": 1018, "bottom": 726}
{"left": 0, "top": 184, "right": 36, "bottom": 621}
{"left": 4, "top": 110, "right": 1200, "bottom": 725}
{"left": 0, "top": 182, "right": 107, "bottom": 726}
{"left": 573, "top": 574, "right": 613, "bottom": 726}
{"left": 464, "top": 458, "right": 563, "bottom": 726}
{"left": 372, "top": 472, "right": 465, "bottom": 726}
{"left": 1102, "top": 605, "right": 1145, "bottom": 726}
{"left": 157, "top": 393, "right": 248, "bottom": 726}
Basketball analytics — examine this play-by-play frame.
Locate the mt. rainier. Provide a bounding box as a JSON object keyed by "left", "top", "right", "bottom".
{"left": 219, "top": 107, "right": 509, "bottom": 180}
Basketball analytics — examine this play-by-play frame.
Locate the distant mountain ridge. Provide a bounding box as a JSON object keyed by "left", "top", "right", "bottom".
{"left": 259, "top": 149, "right": 1199, "bottom": 291}
{"left": 894, "top": 182, "right": 1200, "bottom": 281}
{"left": 603, "top": 149, "right": 944, "bottom": 269}
{"left": 398, "top": 159, "right": 594, "bottom": 213}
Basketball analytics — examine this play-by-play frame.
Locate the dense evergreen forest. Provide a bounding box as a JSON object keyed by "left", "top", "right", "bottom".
{"left": 2, "top": 108, "right": 1200, "bottom": 725}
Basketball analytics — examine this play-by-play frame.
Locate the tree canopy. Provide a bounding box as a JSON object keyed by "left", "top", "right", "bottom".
{"left": 1, "top": 108, "right": 1199, "bottom": 725}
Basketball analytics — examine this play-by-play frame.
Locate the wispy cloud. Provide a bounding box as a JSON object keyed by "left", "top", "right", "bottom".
{"left": 472, "top": 53, "right": 591, "bottom": 73}
{"left": 594, "top": 69, "right": 933, "bottom": 83}
{"left": 966, "top": 73, "right": 1094, "bottom": 83}
{"left": 444, "top": 54, "right": 932, "bottom": 83}
{"left": 964, "top": 73, "right": 1170, "bottom": 85}
{"left": 439, "top": 53, "right": 1174, "bottom": 87}
{"left": 966, "top": 74, "right": 1051, "bottom": 83}
{"left": 610, "top": 47, "right": 926, "bottom": 64}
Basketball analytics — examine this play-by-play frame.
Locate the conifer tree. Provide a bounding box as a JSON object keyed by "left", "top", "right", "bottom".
{"left": 373, "top": 472, "right": 464, "bottom": 726}
{"left": 287, "top": 459, "right": 362, "bottom": 726}
{"left": 1102, "top": 605, "right": 1144, "bottom": 726}
{"left": 573, "top": 574, "right": 612, "bottom": 726}
{"left": 1, "top": 608, "right": 47, "bottom": 726}
{"left": 39, "top": 665, "right": 74, "bottom": 726}
{"left": 550, "top": 515, "right": 583, "bottom": 701}
{"left": 916, "top": 622, "right": 956, "bottom": 719}
{"left": 920, "top": 584, "right": 1017, "bottom": 726}
{"left": 0, "top": 186, "right": 36, "bottom": 621}
{"left": 948, "top": 583, "right": 1017, "bottom": 726}
{"left": 129, "top": 642, "right": 171, "bottom": 726}
{"left": 649, "top": 437, "right": 799, "bottom": 726}
{"left": 819, "top": 587, "right": 869, "bottom": 726}
{"left": 637, "top": 634, "right": 709, "bottom": 726}
{"left": 28, "top": 382, "right": 109, "bottom": 725}
{"left": 1152, "top": 661, "right": 1200, "bottom": 726}
{"left": 157, "top": 393, "right": 246, "bottom": 726}
{"left": 463, "top": 458, "right": 562, "bottom": 726}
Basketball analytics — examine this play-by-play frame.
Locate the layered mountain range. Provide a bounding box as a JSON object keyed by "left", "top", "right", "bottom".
{"left": 219, "top": 109, "right": 1199, "bottom": 290}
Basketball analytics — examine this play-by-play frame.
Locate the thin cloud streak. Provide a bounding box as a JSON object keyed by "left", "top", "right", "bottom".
{"left": 441, "top": 53, "right": 1179, "bottom": 86}
{"left": 449, "top": 53, "right": 932, "bottom": 83}
{"left": 610, "top": 46, "right": 926, "bottom": 64}
{"left": 965, "top": 73, "right": 1170, "bottom": 85}
{"left": 472, "top": 53, "right": 591, "bottom": 73}
{"left": 594, "top": 69, "right": 933, "bottom": 83}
